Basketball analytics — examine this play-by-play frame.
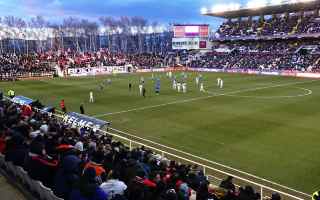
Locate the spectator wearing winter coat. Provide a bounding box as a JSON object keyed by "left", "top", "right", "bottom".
{"left": 70, "top": 167, "right": 108, "bottom": 200}
{"left": 219, "top": 176, "right": 235, "bottom": 192}
{"left": 53, "top": 154, "right": 82, "bottom": 200}
{"left": 24, "top": 136, "right": 58, "bottom": 187}
{"left": 5, "top": 133, "right": 28, "bottom": 167}
{"left": 238, "top": 186, "right": 260, "bottom": 200}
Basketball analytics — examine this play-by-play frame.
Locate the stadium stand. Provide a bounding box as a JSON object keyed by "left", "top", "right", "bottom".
{"left": 0, "top": 50, "right": 167, "bottom": 80}
{"left": 182, "top": 1, "right": 320, "bottom": 73}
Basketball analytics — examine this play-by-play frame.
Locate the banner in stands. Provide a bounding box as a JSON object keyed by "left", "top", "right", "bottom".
{"left": 12, "top": 96, "right": 34, "bottom": 105}
{"left": 67, "top": 66, "right": 129, "bottom": 77}
{"left": 63, "top": 112, "right": 110, "bottom": 130}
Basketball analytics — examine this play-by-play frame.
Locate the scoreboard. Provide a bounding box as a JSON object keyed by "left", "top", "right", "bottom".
{"left": 174, "top": 24, "right": 209, "bottom": 38}
{"left": 172, "top": 24, "right": 211, "bottom": 50}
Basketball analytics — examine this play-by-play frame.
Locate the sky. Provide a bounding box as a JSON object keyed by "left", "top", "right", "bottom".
{"left": 0, "top": 0, "right": 247, "bottom": 30}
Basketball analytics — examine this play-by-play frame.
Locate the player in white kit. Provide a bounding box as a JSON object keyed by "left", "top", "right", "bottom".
{"left": 200, "top": 83, "right": 205, "bottom": 92}
{"left": 172, "top": 79, "right": 177, "bottom": 90}
{"left": 217, "top": 78, "right": 221, "bottom": 87}
{"left": 220, "top": 79, "right": 224, "bottom": 89}
{"left": 177, "top": 82, "right": 181, "bottom": 93}
{"left": 195, "top": 76, "right": 199, "bottom": 86}
{"left": 89, "top": 91, "right": 94, "bottom": 103}
{"left": 139, "top": 84, "right": 143, "bottom": 96}
{"left": 182, "top": 83, "right": 187, "bottom": 93}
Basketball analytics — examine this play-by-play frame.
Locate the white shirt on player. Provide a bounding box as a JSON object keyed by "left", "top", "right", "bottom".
{"left": 172, "top": 80, "right": 177, "bottom": 90}
{"left": 182, "top": 83, "right": 187, "bottom": 93}
{"left": 177, "top": 83, "right": 181, "bottom": 92}
{"left": 200, "top": 83, "right": 204, "bottom": 92}
{"left": 139, "top": 84, "right": 143, "bottom": 95}
{"left": 89, "top": 91, "right": 94, "bottom": 103}
{"left": 195, "top": 77, "right": 199, "bottom": 86}
{"left": 220, "top": 79, "right": 224, "bottom": 89}
{"left": 217, "top": 78, "right": 221, "bottom": 87}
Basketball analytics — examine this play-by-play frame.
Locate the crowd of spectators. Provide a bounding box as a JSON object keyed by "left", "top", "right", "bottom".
{"left": 216, "top": 12, "right": 320, "bottom": 38}
{"left": 0, "top": 53, "right": 53, "bottom": 80}
{"left": 0, "top": 96, "right": 284, "bottom": 200}
{"left": 0, "top": 50, "right": 167, "bottom": 80}
{"left": 56, "top": 50, "right": 166, "bottom": 70}
{"left": 188, "top": 40, "right": 320, "bottom": 72}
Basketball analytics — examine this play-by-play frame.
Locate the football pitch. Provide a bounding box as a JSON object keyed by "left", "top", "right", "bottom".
{"left": 1, "top": 72, "right": 320, "bottom": 194}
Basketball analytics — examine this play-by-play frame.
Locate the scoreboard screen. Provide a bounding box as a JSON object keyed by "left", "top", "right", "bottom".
{"left": 174, "top": 25, "right": 209, "bottom": 38}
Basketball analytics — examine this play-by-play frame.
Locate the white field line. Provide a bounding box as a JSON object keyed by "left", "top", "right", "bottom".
{"left": 209, "top": 87, "right": 313, "bottom": 99}
{"left": 93, "top": 79, "right": 317, "bottom": 117}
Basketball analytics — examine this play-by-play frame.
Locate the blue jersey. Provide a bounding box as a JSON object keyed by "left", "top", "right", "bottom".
{"left": 155, "top": 79, "right": 161, "bottom": 91}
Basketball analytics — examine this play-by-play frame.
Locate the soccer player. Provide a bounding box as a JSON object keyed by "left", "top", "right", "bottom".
{"left": 140, "top": 76, "right": 145, "bottom": 84}
{"left": 80, "top": 104, "right": 85, "bottom": 114}
{"left": 220, "top": 79, "right": 224, "bottom": 89}
{"left": 129, "top": 82, "right": 132, "bottom": 91}
{"left": 217, "top": 78, "right": 221, "bottom": 87}
{"left": 182, "top": 83, "right": 187, "bottom": 93}
{"left": 139, "top": 84, "right": 143, "bottom": 96}
{"left": 177, "top": 82, "right": 181, "bottom": 93}
{"left": 155, "top": 78, "right": 160, "bottom": 95}
{"left": 172, "top": 79, "right": 177, "bottom": 90}
{"left": 195, "top": 76, "right": 199, "bottom": 87}
{"left": 142, "top": 87, "right": 146, "bottom": 98}
{"left": 89, "top": 91, "right": 94, "bottom": 103}
{"left": 200, "top": 83, "right": 205, "bottom": 92}
{"left": 60, "top": 99, "right": 66, "bottom": 113}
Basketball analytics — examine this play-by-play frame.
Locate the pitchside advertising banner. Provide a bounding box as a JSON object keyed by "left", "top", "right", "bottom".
{"left": 62, "top": 112, "right": 110, "bottom": 130}
{"left": 67, "top": 65, "right": 131, "bottom": 77}
{"left": 10, "top": 95, "right": 110, "bottom": 130}
{"left": 12, "top": 96, "right": 34, "bottom": 105}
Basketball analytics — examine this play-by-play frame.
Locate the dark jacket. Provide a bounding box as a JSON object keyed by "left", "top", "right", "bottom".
{"left": 69, "top": 167, "right": 108, "bottom": 200}
{"left": 5, "top": 145, "right": 28, "bottom": 167}
{"left": 53, "top": 155, "right": 82, "bottom": 200}
{"left": 70, "top": 187, "right": 108, "bottom": 200}
{"left": 5, "top": 134, "right": 28, "bottom": 167}
{"left": 24, "top": 152, "right": 58, "bottom": 187}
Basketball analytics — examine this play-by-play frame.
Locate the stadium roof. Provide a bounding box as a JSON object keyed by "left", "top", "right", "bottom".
{"left": 203, "top": 0, "right": 320, "bottom": 18}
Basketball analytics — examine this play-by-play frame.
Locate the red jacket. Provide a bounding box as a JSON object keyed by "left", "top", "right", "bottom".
{"left": 60, "top": 100, "right": 65, "bottom": 109}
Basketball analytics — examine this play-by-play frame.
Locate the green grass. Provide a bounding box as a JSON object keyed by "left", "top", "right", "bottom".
{"left": 1, "top": 72, "right": 320, "bottom": 194}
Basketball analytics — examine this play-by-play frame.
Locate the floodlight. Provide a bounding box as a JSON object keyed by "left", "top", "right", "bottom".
{"left": 201, "top": 7, "right": 208, "bottom": 14}
{"left": 270, "top": 0, "right": 283, "bottom": 5}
